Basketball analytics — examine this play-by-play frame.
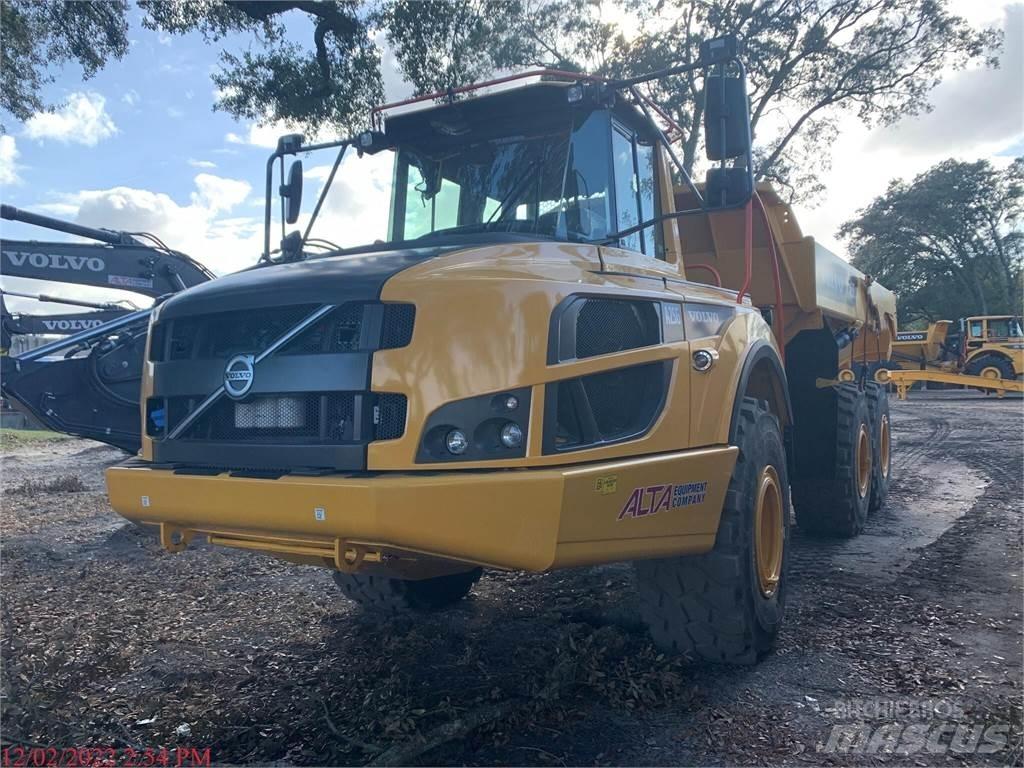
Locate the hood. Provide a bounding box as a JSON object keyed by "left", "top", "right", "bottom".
{"left": 157, "top": 245, "right": 460, "bottom": 320}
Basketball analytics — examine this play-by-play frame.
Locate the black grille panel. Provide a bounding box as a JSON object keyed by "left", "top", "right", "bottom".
{"left": 544, "top": 361, "right": 669, "bottom": 453}
{"left": 381, "top": 304, "right": 416, "bottom": 349}
{"left": 374, "top": 394, "right": 407, "bottom": 440}
{"left": 152, "top": 391, "right": 406, "bottom": 446}
{"left": 151, "top": 302, "right": 416, "bottom": 361}
{"left": 575, "top": 299, "right": 660, "bottom": 359}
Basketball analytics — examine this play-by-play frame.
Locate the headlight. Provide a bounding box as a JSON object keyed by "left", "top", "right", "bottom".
{"left": 499, "top": 422, "right": 523, "bottom": 448}
{"left": 445, "top": 429, "right": 469, "bottom": 455}
{"left": 417, "top": 387, "right": 531, "bottom": 463}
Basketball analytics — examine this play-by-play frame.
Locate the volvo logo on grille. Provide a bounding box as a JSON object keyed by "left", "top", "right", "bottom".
{"left": 224, "top": 354, "right": 255, "bottom": 399}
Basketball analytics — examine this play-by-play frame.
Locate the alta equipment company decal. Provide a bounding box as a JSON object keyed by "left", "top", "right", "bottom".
{"left": 617, "top": 481, "right": 708, "bottom": 520}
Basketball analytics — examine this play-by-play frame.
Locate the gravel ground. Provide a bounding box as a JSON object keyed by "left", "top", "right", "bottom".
{"left": 1, "top": 391, "right": 1021, "bottom": 766}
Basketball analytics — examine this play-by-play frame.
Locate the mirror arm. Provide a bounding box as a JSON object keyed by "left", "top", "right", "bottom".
{"left": 262, "top": 153, "right": 277, "bottom": 261}
{"left": 302, "top": 142, "right": 351, "bottom": 248}
{"left": 262, "top": 136, "right": 353, "bottom": 263}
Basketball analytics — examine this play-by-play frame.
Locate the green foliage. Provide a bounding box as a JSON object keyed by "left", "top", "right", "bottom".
{"left": 0, "top": 0, "right": 1003, "bottom": 196}
{"left": 841, "top": 158, "right": 1024, "bottom": 325}
{"left": 0, "top": 0, "right": 130, "bottom": 125}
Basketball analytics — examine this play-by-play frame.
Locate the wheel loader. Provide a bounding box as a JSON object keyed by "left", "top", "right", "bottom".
{"left": 104, "top": 36, "right": 897, "bottom": 664}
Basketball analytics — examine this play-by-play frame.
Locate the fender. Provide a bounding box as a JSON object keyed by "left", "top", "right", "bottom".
{"left": 728, "top": 339, "right": 792, "bottom": 444}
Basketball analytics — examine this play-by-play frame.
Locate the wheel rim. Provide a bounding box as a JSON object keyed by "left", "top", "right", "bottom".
{"left": 980, "top": 365, "right": 1002, "bottom": 381}
{"left": 880, "top": 415, "right": 890, "bottom": 479}
{"left": 754, "top": 466, "right": 784, "bottom": 598}
{"left": 856, "top": 424, "right": 871, "bottom": 498}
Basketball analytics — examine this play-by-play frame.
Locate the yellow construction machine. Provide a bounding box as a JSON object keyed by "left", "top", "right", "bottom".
{"left": 105, "top": 37, "right": 898, "bottom": 664}
{"left": 881, "top": 316, "right": 1023, "bottom": 398}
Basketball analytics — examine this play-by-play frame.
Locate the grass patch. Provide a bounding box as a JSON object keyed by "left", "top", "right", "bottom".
{"left": 8, "top": 474, "right": 88, "bottom": 495}
{"left": 0, "top": 428, "right": 70, "bottom": 449}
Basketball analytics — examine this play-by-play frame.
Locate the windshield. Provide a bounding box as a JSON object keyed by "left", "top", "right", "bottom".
{"left": 300, "top": 97, "right": 662, "bottom": 258}
{"left": 389, "top": 110, "right": 611, "bottom": 243}
{"left": 986, "top": 317, "right": 1023, "bottom": 338}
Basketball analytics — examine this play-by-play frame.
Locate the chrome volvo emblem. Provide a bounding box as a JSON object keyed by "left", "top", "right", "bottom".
{"left": 224, "top": 354, "right": 255, "bottom": 399}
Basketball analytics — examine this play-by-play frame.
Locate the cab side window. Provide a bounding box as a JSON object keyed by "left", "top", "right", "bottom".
{"left": 611, "top": 123, "right": 663, "bottom": 259}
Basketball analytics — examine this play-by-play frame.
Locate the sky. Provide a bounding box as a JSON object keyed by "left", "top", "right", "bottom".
{"left": 0, "top": 0, "right": 1021, "bottom": 314}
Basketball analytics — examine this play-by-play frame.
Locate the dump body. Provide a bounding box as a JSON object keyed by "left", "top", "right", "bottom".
{"left": 891, "top": 320, "right": 956, "bottom": 370}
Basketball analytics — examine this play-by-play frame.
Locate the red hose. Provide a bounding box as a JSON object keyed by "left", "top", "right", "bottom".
{"left": 687, "top": 263, "right": 722, "bottom": 286}
{"left": 737, "top": 198, "right": 753, "bottom": 305}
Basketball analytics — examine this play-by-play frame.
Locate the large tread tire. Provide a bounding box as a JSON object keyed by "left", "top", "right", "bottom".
{"left": 964, "top": 354, "right": 1016, "bottom": 381}
{"left": 333, "top": 567, "right": 482, "bottom": 614}
{"left": 865, "top": 382, "right": 891, "bottom": 513}
{"left": 634, "top": 398, "right": 790, "bottom": 665}
{"left": 793, "top": 383, "right": 872, "bottom": 538}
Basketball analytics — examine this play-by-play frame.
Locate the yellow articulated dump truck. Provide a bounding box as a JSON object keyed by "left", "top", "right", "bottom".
{"left": 106, "top": 36, "right": 897, "bottom": 664}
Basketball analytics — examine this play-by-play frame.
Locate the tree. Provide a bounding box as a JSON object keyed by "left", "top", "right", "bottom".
{"left": 840, "top": 158, "right": 1024, "bottom": 326}
{"left": 1, "top": 0, "right": 130, "bottom": 124}
{"left": 594, "top": 0, "right": 1001, "bottom": 197}
{"left": 1, "top": 0, "right": 1002, "bottom": 197}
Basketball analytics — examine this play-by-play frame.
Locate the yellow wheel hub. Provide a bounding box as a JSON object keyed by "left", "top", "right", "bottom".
{"left": 856, "top": 424, "right": 872, "bottom": 499}
{"left": 879, "top": 415, "right": 890, "bottom": 480}
{"left": 980, "top": 365, "right": 1002, "bottom": 381}
{"left": 754, "top": 466, "right": 784, "bottom": 598}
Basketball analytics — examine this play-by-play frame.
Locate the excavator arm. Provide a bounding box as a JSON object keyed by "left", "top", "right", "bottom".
{"left": 0, "top": 205, "right": 214, "bottom": 452}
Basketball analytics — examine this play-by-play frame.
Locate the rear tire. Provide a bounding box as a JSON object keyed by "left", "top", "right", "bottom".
{"left": 634, "top": 398, "right": 790, "bottom": 665}
{"left": 333, "top": 568, "right": 482, "bottom": 614}
{"left": 793, "top": 383, "right": 872, "bottom": 537}
{"left": 865, "top": 382, "right": 891, "bottom": 513}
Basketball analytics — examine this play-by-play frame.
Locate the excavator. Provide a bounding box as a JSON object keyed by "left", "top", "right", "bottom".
{"left": 0, "top": 204, "right": 213, "bottom": 451}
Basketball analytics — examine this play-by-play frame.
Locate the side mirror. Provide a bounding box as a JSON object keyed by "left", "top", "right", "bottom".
{"left": 281, "top": 160, "right": 303, "bottom": 224}
{"left": 705, "top": 167, "right": 752, "bottom": 208}
{"left": 704, "top": 76, "right": 751, "bottom": 161}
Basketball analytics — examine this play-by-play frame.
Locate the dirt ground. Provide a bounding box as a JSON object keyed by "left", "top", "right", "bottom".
{"left": 1, "top": 391, "right": 1021, "bottom": 766}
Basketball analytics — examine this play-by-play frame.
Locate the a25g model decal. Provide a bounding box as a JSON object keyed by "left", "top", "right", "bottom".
{"left": 617, "top": 481, "right": 709, "bottom": 520}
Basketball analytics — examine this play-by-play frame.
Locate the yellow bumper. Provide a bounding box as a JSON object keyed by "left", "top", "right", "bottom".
{"left": 106, "top": 446, "right": 737, "bottom": 573}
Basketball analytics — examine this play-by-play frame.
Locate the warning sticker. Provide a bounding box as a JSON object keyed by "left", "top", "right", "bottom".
{"left": 109, "top": 275, "right": 154, "bottom": 289}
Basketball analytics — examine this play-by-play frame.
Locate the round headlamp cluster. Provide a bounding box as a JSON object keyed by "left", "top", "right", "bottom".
{"left": 421, "top": 390, "right": 529, "bottom": 461}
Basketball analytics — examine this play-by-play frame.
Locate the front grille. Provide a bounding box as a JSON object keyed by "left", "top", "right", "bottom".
{"left": 374, "top": 393, "right": 407, "bottom": 440}
{"left": 151, "top": 302, "right": 416, "bottom": 361}
{"left": 381, "top": 304, "right": 415, "bottom": 349}
{"left": 152, "top": 392, "right": 406, "bottom": 445}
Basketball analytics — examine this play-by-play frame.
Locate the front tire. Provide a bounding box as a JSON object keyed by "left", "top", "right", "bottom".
{"left": 793, "top": 383, "right": 872, "bottom": 537}
{"left": 333, "top": 568, "right": 482, "bottom": 614}
{"left": 634, "top": 398, "right": 790, "bottom": 665}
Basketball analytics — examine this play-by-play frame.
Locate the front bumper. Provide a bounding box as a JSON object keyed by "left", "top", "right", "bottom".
{"left": 107, "top": 446, "right": 737, "bottom": 573}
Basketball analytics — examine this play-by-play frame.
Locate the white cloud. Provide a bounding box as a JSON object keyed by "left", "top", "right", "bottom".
{"left": 122, "top": 89, "right": 139, "bottom": 107}
{"left": 64, "top": 174, "right": 259, "bottom": 274}
{"left": 868, "top": 4, "right": 1023, "bottom": 155}
{"left": 187, "top": 158, "right": 217, "bottom": 169}
{"left": 166, "top": 106, "right": 185, "bottom": 119}
{"left": 157, "top": 31, "right": 172, "bottom": 46}
{"left": 300, "top": 151, "right": 395, "bottom": 248}
{"left": 191, "top": 173, "right": 251, "bottom": 214}
{"left": 225, "top": 120, "right": 339, "bottom": 150}
{"left": 0, "top": 136, "right": 21, "bottom": 186}
{"left": 24, "top": 92, "right": 118, "bottom": 146}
